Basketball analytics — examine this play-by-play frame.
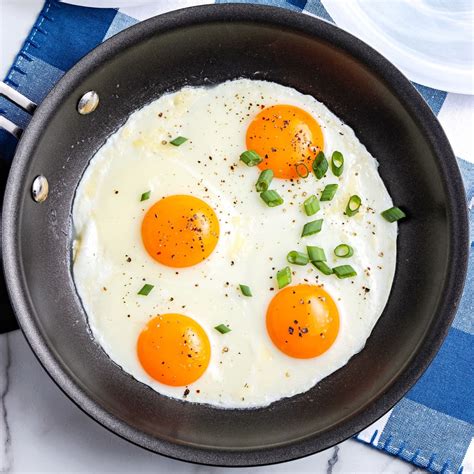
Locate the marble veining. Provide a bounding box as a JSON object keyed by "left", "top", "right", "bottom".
{"left": 327, "top": 446, "right": 339, "bottom": 473}
{"left": 0, "top": 331, "right": 418, "bottom": 473}
{"left": 0, "top": 334, "right": 12, "bottom": 473}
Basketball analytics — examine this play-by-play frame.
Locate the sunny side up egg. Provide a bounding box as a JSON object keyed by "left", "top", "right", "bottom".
{"left": 72, "top": 79, "right": 397, "bottom": 408}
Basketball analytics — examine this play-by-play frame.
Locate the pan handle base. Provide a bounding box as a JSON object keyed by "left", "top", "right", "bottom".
{"left": 0, "top": 82, "right": 37, "bottom": 138}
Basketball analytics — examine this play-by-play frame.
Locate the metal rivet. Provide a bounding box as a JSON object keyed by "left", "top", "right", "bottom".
{"left": 32, "top": 175, "right": 49, "bottom": 203}
{"left": 77, "top": 91, "right": 99, "bottom": 115}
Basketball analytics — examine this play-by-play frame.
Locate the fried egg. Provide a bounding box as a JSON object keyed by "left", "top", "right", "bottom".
{"left": 72, "top": 79, "right": 397, "bottom": 408}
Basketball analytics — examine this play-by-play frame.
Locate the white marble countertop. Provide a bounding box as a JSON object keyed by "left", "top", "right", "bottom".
{"left": 0, "top": 1, "right": 420, "bottom": 472}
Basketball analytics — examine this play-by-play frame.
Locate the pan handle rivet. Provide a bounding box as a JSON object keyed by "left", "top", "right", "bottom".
{"left": 77, "top": 91, "right": 99, "bottom": 115}
{"left": 32, "top": 175, "right": 49, "bottom": 203}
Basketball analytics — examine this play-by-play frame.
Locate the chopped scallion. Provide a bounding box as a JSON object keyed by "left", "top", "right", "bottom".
{"left": 345, "top": 195, "right": 361, "bottom": 217}
{"left": 301, "top": 219, "right": 323, "bottom": 237}
{"left": 240, "top": 150, "right": 262, "bottom": 166}
{"left": 313, "top": 261, "right": 333, "bottom": 275}
{"left": 381, "top": 206, "right": 406, "bottom": 223}
{"left": 170, "top": 136, "right": 188, "bottom": 146}
{"left": 277, "top": 266, "right": 292, "bottom": 289}
{"left": 334, "top": 244, "right": 354, "bottom": 258}
{"left": 215, "top": 324, "right": 231, "bottom": 334}
{"left": 333, "top": 265, "right": 357, "bottom": 279}
{"left": 287, "top": 251, "right": 309, "bottom": 266}
{"left": 140, "top": 190, "right": 151, "bottom": 202}
{"left": 312, "top": 151, "right": 328, "bottom": 179}
{"left": 307, "top": 246, "right": 326, "bottom": 262}
{"left": 320, "top": 184, "right": 339, "bottom": 201}
{"left": 255, "top": 169, "right": 274, "bottom": 192}
{"left": 295, "top": 162, "right": 310, "bottom": 179}
{"left": 239, "top": 284, "right": 252, "bottom": 297}
{"left": 304, "top": 195, "right": 320, "bottom": 216}
{"left": 331, "top": 151, "right": 344, "bottom": 177}
{"left": 138, "top": 284, "right": 154, "bottom": 296}
{"left": 260, "top": 189, "right": 284, "bottom": 207}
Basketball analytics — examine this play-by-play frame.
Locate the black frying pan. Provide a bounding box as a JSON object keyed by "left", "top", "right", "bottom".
{"left": 0, "top": 4, "right": 469, "bottom": 467}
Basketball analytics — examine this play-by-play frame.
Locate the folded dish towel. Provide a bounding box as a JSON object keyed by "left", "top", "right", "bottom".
{"left": 0, "top": 1, "right": 472, "bottom": 472}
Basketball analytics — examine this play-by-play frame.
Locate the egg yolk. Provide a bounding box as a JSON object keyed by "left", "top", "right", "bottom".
{"left": 141, "top": 195, "right": 219, "bottom": 268}
{"left": 246, "top": 105, "right": 324, "bottom": 179}
{"left": 266, "top": 284, "right": 339, "bottom": 358}
{"left": 137, "top": 313, "right": 211, "bottom": 386}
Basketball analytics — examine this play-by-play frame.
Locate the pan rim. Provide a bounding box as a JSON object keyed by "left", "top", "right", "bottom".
{"left": 2, "top": 3, "right": 469, "bottom": 467}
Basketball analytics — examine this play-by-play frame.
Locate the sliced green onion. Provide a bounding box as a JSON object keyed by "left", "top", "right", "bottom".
{"left": 255, "top": 169, "right": 274, "bottom": 192}
{"left": 334, "top": 244, "right": 354, "bottom": 258}
{"left": 277, "top": 266, "right": 292, "bottom": 289}
{"left": 239, "top": 284, "right": 252, "bottom": 297}
{"left": 140, "top": 190, "right": 151, "bottom": 202}
{"left": 287, "top": 251, "right": 309, "bottom": 266}
{"left": 320, "top": 184, "right": 339, "bottom": 202}
{"left": 313, "top": 261, "right": 333, "bottom": 275}
{"left": 240, "top": 150, "right": 262, "bottom": 166}
{"left": 170, "top": 136, "right": 188, "bottom": 146}
{"left": 312, "top": 151, "right": 328, "bottom": 179}
{"left": 307, "top": 246, "right": 326, "bottom": 262}
{"left": 304, "top": 195, "right": 320, "bottom": 216}
{"left": 301, "top": 219, "right": 323, "bottom": 237}
{"left": 331, "top": 151, "right": 344, "bottom": 177}
{"left": 215, "top": 324, "right": 231, "bottom": 334}
{"left": 295, "top": 162, "right": 310, "bottom": 178}
{"left": 345, "top": 195, "right": 362, "bottom": 217}
{"left": 381, "top": 206, "right": 406, "bottom": 223}
{"left": 333, "top": 265, "right": 357, "bottom": 279}
{"left": 260, "top": 189, "right": 283, "bottom": 207}
{"left": 138, "top": 284, "right": 154, "bottom": 296}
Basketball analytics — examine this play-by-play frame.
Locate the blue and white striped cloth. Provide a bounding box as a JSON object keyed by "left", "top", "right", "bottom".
{"left": 0, "top": 1, "right": 472, "bottom": 472}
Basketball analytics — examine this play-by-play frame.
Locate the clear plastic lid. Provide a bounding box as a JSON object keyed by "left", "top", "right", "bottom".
{"left": 322, "top": 0, "right": 474, "bottom": 94}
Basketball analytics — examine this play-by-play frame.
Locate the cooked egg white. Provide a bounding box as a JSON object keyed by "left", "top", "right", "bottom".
{"left": 72, "top": 79, "right": 397, "bottom": 408}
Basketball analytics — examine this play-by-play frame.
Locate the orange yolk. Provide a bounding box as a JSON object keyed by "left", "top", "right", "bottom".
{"left": 141, "top": 195, "right": 219, "bottom": 268}
{"left": 137, "top": 313, "right": 211, "bottom": 386}
{"left": 266, "top": 284, "right": 339, "bottom": 358}
{"left": 246, "top": 104, "right": 324, "bottom": 179}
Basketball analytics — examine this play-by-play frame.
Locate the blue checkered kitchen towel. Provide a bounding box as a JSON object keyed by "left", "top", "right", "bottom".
{"left": 0, "top": 1, "right": 472, "bottom": 472}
